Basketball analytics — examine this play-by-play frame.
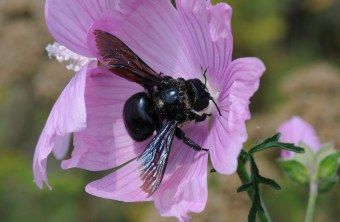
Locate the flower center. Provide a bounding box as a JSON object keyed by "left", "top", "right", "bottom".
{"left": 201, "top": 74, "right": 221, "bottom": 116}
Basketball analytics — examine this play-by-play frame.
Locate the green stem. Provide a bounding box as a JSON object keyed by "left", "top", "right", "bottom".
{"left": 237, "top": 153, "right": 272, "bottom": 222}
{"left": 305, "top": 181, "right": 318, "bottom": 222}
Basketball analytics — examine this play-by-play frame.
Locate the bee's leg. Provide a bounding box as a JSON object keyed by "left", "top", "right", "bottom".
{"left": 175, "top": 127, "right": 208, "bottom": 151}
{"left": 189, "top": 111, "right": 211, "bottom": 122}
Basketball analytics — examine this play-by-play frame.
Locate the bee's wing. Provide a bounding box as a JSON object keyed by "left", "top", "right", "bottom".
{"left": 138, "top": 120, "right": 178, "bottom": 196}
{"left": 94, "top": 30, "right": 163, "bottom": 88}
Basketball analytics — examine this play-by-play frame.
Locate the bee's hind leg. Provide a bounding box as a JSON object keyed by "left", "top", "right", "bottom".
{"left": 175, "top": 127, "right": 208, "bottom": 152}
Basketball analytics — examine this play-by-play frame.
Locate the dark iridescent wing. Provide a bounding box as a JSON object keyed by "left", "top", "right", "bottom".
{"left": 94, "top": 29, "right": 163, "bottom": 87}
{"left": 138, "top": 120, "right": 178, "bottom": 196}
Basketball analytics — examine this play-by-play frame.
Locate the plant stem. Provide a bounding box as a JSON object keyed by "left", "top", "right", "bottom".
{"left": 237, "top": 155, "right": 272, "bottom": 222}
{"left": 305, "top": 181, "right": 318, "bottom": 222}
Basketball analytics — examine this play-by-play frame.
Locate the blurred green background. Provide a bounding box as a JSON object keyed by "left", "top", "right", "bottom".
{"left": 0, "top": 0, "right": 339, "bottom": 221}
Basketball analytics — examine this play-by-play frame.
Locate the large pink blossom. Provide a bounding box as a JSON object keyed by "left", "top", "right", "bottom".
{"left": 278, "top": 116, "right": 321, "bottom": 159}
{"left": 34, "top": 0, "right": 265, "bottom": 220}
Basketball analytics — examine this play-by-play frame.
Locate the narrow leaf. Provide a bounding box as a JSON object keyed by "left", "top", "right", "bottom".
{"left": 249, "top": 133, "right": 304, "bottom": 154}
{"left": 249, "top": 133, "right": 281, "bottom": 154}
{"left": 237, "top": 182, "right": 256, "bottom": 193}
{"left": 275, "top": 143, "right": 305, "bottom": 153}
{"left": 258, "top": 176, "right": 282, "bottom": 190}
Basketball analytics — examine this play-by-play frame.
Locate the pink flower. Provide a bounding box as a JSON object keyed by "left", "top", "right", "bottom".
{"left": 34, "top": 0, "right": 265, "bottom": 221}
{"left": 278, "top": 116, "right": 321, "bottom": 159}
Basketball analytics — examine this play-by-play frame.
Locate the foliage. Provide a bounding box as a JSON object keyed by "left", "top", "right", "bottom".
{"left": 237, "top": 133, "right": 304, "bottom": 222}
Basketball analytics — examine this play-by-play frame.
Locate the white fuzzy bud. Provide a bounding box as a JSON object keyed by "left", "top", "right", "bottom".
{"left": 46, "top": 42, "right": 96, "bottom": 72}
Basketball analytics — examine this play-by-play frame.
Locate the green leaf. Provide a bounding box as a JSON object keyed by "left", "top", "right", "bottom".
{"left": 258, "top": 176, "right": 281, "bottom": 190}
{"left": 318, "top": 175, "right": 339, "bottom": 193}
{"left": 249, "top": 133, "right": 305, "bottom": 154}
{"left": 237, "top": 182, "right": 256, "bottom": 193}
{"left": 317, "top": 152, "right": 340, "bottom": 180}
{"left": 280, "top": 160, "right": 310, "bottom": 184}
{"left": 275, "top": 142, "right": 305, "bottom": 153}
{"left": 237, "top": 150, "right": 281, "bottom": 222}
{"left": 249, "top": 133, "right": 281, "bottom": 153}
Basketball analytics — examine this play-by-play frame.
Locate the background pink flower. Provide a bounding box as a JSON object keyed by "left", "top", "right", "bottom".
{"left": 278, "top": 116, "right": 321, "bottom": 159}
{"left": 34, "top": 0, "right": 265, "bottom": 221}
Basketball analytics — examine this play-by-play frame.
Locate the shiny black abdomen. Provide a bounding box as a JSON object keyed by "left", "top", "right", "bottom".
{"left": 123, "top": 92, "right": 160, "bottom": 141}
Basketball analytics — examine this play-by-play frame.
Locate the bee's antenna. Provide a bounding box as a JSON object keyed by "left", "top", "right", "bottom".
{"left": 210, "top": 97, "right": 222, "bottom": 116}
{"left": 203, "top": 68, "right": 208, "bottom": 86}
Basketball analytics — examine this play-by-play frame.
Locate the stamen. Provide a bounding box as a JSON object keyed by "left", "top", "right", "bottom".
{"left": 46, "top": 42, "right": 96, "bottom": 72}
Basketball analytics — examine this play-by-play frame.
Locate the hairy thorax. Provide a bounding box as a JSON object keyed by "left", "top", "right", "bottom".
{"left": 154, "top": 78, "right": 192, "bottom": 122}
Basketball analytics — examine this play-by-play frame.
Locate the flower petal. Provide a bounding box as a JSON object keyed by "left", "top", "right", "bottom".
{"left": 152, "top": 124, "right": 209, "bottom": 221}
{"left": 176, "top": 0, "right": 233, "bottom": 80}
{"left": 45, "top": 0, "right": 139, "bottom": 57}
{"left": 61, "top": 68, "right": 149, "bottom": 171}
{"left": 86, "top": 0, "right": 197, "bottom": 79}
{"left": 206, "top": 117, "right": 247, "bottom": 175}
{"left": 85, "top": 160, "right": 151, "bottom": 202}
{"left": 278, "top": 116, "right": 321, "bottom": 159}
{"left": 33, "top": 61, "right": 97, "bottom": 189}
{"left": 52, "top": 134, "right": 71, "bottom": 160}
{"left": 87, "top": 123, "right": 208, "bottom": 220}
{"left": 207, "top": 58, "right": 265, "bottom": 174}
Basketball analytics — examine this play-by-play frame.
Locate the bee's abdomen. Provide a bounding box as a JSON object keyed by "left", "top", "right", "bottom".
{"left": 123, "top": 92, "right": 160, "bottom": 141}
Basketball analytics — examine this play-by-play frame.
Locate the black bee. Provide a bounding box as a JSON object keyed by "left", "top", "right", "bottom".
{"left": 94, "top": 30, "right": 221, "bottom": 196}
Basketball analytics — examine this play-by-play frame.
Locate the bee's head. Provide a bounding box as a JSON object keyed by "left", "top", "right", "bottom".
{"left": 186, "top": 78, "right": 222, "bottom": 115}
{"left": 186, "top": 79, "right": 211, "bottom": 111}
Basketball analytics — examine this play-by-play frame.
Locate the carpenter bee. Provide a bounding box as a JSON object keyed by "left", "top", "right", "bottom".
{"left": 94, "top": 30, "right": 221, "bottom": 196}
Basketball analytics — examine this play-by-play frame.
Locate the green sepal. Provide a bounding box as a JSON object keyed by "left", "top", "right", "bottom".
{"left": 293, "top": 143, "right": 315, "bottom": 166}
{"left": 315, "top": 143, "right": 336, "bottom": 163}
{"left": 318, "top": 175, "right": 339, "bottom": 193}
{"left": 280, "top": 160, "right": 310, "bottom": 184}
{"left": 317, "top": 151, "right": 340, "bottom": 181}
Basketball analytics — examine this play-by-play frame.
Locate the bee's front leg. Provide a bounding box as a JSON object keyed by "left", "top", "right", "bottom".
{"left": 188, "top": 111, "right": 211, "bottom": 122}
